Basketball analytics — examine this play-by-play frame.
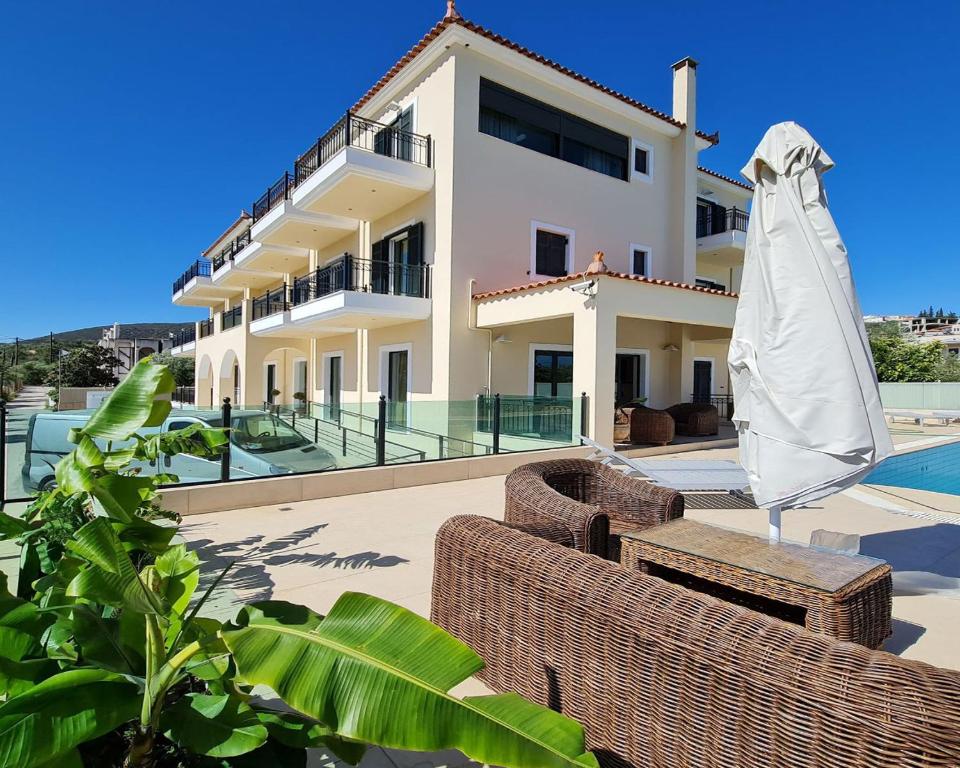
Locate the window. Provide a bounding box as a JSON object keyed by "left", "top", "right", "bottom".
{"left": 535, "top": 230, "right": 569, "bottom": 277}
{"left": 696, "top": 277, "right": 726, "bottom": 291}
{"left": 630, "top": 246, "right": 650, "bottom": 277}
{"left": 479, "top": 78, "right": 628, "bottom": 181}
{"left": 630, "top": 139, "right": 653, "bottom": 183}
{"left": 530, "top": 346, "right": 573, "bottom": 398}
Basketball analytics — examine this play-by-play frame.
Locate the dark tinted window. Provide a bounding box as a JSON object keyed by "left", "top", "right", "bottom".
{"left": 632, "top": 249, "right": 648, "bottom": 276}
{"left": 634, "top": 146, "right": 649, "bottom": 175}
{"left": 479, "top": 78, "right": 628, "bottom": 181}
{"left": 536, "top": 230, "right": 568, "bottom": 277}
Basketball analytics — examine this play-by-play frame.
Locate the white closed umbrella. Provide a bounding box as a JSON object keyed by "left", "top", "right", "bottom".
{"left": 728, "top": 122, "right": 893, "bottom": 540}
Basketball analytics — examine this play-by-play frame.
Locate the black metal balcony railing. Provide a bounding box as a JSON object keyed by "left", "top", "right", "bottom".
{"left": 294, "top": 112, "right": 432, "bottom": 187}
{"left": 697, "top": 206, "right": 749, "bottom": 238}
{"left": 291, "top": 255, "right": 431, "bottom": 307}
{"left": 198, "top": 318, "right": 214, "bottom": 339}
{"left": 251, "top": 171, "right": 293, "bottom": 224}
{"left": 172, "top": 259, "right": 212, "bottom": 294}
{"left": 212, "top": 228, "right": 252, "bottom": 272}
{"left": 171, "top": 327, "right": 196, "bottom": 348}
{"left": 252, "top": 284, "right": 290, "bottom": 320}
{"left": 221, "top": 305, "right": 243, "bottom": 331}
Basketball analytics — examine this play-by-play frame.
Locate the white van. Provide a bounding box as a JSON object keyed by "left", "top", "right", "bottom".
{"left": 21, "top": 408, "right": 337, "bottom": 492}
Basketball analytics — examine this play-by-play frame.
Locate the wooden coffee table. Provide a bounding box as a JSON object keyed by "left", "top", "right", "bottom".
{"left": 620, "top": 519, "right": 893, "bottom": 648}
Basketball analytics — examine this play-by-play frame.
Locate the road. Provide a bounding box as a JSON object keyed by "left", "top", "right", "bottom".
{"left": 3, "top": 386, "right": 48, "bottom": 501}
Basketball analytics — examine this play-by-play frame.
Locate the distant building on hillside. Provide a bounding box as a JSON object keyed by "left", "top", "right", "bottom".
{"left": 98, "top": 323, "right": 167, "bottom": 377}
{"left": 864, "top": 314, "right": 960, "bottom": 357}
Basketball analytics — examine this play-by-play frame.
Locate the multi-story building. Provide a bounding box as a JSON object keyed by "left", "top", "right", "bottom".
{"left": 169, "top": 2, "right": 751, "bottom": 447}
{"left": 99, "top": 323, "right": 167, "bottom": 378}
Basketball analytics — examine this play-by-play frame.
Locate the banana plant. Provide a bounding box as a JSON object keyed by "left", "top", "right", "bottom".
{"left": 0, "top": 360, "right": 598, "bottom": 768}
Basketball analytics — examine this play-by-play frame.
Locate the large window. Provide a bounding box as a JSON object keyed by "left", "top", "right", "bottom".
{"left": 479, "top": 79, "right": 628, "bottom": 181}
{"left": 532, "top": 348, "right": 573, "bottom": 398}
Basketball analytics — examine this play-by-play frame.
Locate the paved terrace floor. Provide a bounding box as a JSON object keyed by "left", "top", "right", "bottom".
{"left": 2, "top": 417, "right": 958, "bottom": 768}
{"left": 172, "top": 426, "right": 960, "bottom": 764}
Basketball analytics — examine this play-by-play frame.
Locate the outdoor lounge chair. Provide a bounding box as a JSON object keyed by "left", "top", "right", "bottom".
{"left": 628, "top": 406, "right": 675, "bottom": 445}
{"left": 933, "top": 410, "right": 960, "bottom": 424}
{"left": 431, "top": 515, "right": 960, "bottom": 768}
{"left": 504, "top": 458, "right": 683, "bottom": 560}
{"left": 665, "top": 402, "right": 720, "bottom": 436}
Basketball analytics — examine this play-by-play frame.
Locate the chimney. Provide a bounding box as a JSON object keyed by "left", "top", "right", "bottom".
{"left": 671, "top": 57, "right": 698, "bottom": 129}
{"left": 671, "top": 57, "right": 699, "bottom": 284}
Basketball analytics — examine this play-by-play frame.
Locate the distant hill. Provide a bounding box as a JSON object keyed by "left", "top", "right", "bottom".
{"left": 24, "top": 323, "right": 193, "bottom": 344}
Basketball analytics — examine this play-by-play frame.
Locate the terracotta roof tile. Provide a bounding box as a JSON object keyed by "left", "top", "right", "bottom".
{"left": 352, "top": 17, "right": 719, "bottom": 145}
{"left": 472, "top": 271, "right": 738, "bottom": 300}
{"left": 202, "top": 212, "right": 251, "bottom": 259}
{"left": 698, "top": 166, "right": 753, "bottom": 192}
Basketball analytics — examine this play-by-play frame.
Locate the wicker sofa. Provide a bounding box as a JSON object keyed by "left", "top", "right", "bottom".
{"left": 666, "top": 402, "right": 720, "bottom": 436}
{"left": 431, "top": 515, "right": 960, "bottom": 768}
{"left": 504, "top": 459, "right": 683, "bottom": 560}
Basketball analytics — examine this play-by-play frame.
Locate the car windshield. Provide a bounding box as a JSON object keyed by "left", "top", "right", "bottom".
{"left": 227, "top": 414, "right": 310, "bottom": 454}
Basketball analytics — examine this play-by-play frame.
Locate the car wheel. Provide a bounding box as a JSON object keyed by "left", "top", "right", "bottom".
{"left": 39, "top": 477, "right": 57, "bottom": 492}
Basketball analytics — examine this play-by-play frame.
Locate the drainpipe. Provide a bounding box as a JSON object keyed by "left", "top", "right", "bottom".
{"left": 468, "top": 279, "right": 493, "bottom": 394}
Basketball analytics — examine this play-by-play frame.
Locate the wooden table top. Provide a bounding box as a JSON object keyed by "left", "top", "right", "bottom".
{"left": 622, "top": 518, "right": 889, "bottom": 593}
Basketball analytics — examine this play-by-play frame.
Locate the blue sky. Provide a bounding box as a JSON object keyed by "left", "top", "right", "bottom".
{"left": 1, "top": 0, "right": 956, "bottom": 340}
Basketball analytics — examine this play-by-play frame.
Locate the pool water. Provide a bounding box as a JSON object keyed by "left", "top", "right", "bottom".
{"left": 864, "top": 441, "right": 960, "bottom": 496}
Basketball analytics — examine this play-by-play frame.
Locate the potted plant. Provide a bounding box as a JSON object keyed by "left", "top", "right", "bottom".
{"left": 293, "top": 390, "right": 307, "bottom": 414}
{"left": 614, "top": 397, "right": 647, "bottom": 444}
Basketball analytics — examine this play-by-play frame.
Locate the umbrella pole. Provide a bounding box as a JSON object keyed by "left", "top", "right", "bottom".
{"left": 769, "top": 506, "right": 782, "bottom": 542}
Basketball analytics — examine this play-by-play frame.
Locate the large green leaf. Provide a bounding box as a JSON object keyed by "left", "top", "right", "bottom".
{"left": 161, "top": 693, "right": 267, "bottom": 758}
{"left": 65, "top": 518, "right": 165, "bottom": 615}
{"left": 154, "top": 544, "right": 199, "bottom": 616}
{"left": 222, "top": 595, "right": 598, "bottom": 768}
{"left": 0, "top": 669, "right": 139, "bottom": 768}
{"left": 257, "top": 709, "right": 366, "bottom": 765}
{"left": 81, "top": 359, "right": 175, "bottom": 441}
{"left": 0, "top": 658, "right": 57, "bottom": 699}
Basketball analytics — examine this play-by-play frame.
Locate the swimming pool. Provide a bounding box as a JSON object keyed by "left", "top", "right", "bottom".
{"left": 864, "top": 441, "right": 960, "bottom": 496}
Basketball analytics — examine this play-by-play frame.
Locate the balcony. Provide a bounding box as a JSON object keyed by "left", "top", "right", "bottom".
{"left": 696, "top": 206, "right": 749, "bottom": 265}
{"left": 198, "top": 318, "right": 214, "bottom": 339}
{"left": 291, "top": 113, "right": 434, "bottom": 222}
{"left": 221, "top": 305, "right": 243, "bottom": 332}
{"left": 172, "top": 259, "right": 235, "bottom": 306}
{"left": 249, "top": 171, "right": 356, "bottom": 251}
{"left": 211, "top": 227, "right": 291, "bottom": 292}
{"left": 249, "top": 256, "right": 431, "bottom": 338}
{"left": 169, "top": 327, "right": 196, "bottom": 357}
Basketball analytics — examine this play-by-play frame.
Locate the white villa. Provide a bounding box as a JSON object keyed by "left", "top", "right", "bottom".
{"left": 169, "top": 2, "right": 751, "bottom": 448}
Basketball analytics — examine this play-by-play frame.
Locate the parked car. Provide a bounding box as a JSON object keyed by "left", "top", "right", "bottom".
{"left": 21, "top": 408, "right": 337, "bottom": 492}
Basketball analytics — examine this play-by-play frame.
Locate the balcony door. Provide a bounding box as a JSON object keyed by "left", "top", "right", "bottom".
{"left": 615, "top": 351, "right": 648, "bottom": 406}
{"left": 693, "top": 358, "right": 714, "bottom": 403}
{"left": 323, "top": 353, "right": 343, "bottom": 421}
{"left": 371, "top": 222, "right": 423, "bottom": 296}
{"left": 265, "top": 363, "right": 277, "bottom": 405}
{"left": 531, "top": 347, "right": 573, "bottom": 398}
{"left": 381, "top": 345, "right": 410, "bottom": 430}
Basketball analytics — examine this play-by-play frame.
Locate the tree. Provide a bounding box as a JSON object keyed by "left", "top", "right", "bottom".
{"left": 53, "top": 343, "right": 121, "bottom": 387}
{"left": 152, "top": 350, "right": 194, "bottom": 387}
{"left": 869, "top": 333, "right": 947, "bottom": 382}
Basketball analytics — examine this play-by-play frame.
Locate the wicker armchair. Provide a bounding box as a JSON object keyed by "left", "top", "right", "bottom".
{"left": 504, "top": 459, "right": 683, "bottom": 560}
{"left": 432, "top": 515, "right": 960, "bottom": 768}
{"left": 629, "top": 406, "right": 675, "bottom": 445}
{"left": 666, "top": 402, "right": 720, "bottom": 436}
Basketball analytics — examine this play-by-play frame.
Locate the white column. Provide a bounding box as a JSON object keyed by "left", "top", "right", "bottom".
{"left": 572, "top": 297, "right": 617, "bottom": 447}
